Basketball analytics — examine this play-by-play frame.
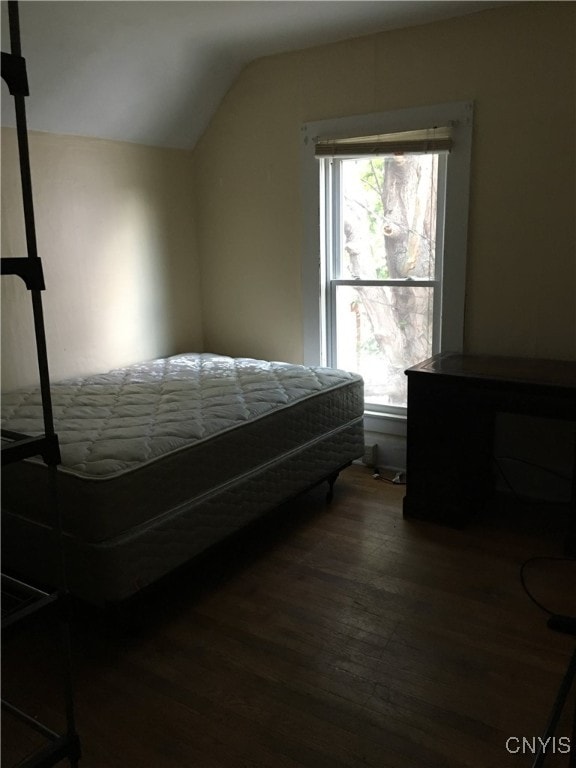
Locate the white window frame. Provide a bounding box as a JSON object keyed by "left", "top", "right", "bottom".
{"left": 301, "top": 102, "right": 473, "bottom": 433}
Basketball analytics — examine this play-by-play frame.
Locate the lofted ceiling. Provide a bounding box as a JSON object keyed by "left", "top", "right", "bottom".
{"left": 2, "top": 1, "right": 501, "bottom": 150}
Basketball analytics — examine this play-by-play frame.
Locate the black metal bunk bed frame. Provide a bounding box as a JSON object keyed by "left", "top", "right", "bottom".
{"left": 1, "top": 2, "right": 81, "bottom": 765}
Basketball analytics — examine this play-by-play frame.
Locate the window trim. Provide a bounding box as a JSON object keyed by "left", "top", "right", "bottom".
{"left": 301, "top": 101, "right": 473, "bottom": 425}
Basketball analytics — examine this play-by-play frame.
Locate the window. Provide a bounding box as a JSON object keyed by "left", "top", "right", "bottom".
{"left": 301, "top": 102, "right": 473, "bottom": 424}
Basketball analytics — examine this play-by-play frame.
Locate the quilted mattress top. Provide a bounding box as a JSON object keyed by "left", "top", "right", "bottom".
{"left": 2, "top": 353, "right": 362, "bottom": 479}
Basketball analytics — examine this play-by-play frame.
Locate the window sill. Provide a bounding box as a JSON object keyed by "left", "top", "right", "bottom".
{"left": 364, "top": 409, "right": 407, "bottom": 437}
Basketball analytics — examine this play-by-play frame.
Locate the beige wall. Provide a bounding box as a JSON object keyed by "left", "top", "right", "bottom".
{"left": 2, "top": 4, "right": 574, "bottom": 395}
{"left": 195, "top": 3, "right": 576, "bottom": 364}
{"left": 1, "top": 130, "right": 202, "bottom": 390}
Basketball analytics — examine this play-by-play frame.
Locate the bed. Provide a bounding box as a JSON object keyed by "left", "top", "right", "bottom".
{"left": 1, "top": 353, "right": 364, "bottom": 604}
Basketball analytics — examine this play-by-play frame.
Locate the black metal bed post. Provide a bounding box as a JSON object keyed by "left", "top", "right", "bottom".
{"left": 7, "top": 0, "right": 58, "bottom": 456}
{"left": 2, "top": 2, "right": 81, "bottom": 764}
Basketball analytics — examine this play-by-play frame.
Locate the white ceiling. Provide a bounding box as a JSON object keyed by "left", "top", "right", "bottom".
{"left": 2, "top": 1, "right": 501, "bottom": 149}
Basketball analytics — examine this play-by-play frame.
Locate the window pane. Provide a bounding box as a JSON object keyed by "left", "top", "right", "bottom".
{"left": 334, "top": 284, "right": 434, "bottom": 408}
{"left": 338, "top": 155, "right": 439, "bottom": 281}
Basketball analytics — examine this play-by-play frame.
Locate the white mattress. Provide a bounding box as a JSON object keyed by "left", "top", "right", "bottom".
{"left": 2, "top": 354, "right": 364, "bottom": 601}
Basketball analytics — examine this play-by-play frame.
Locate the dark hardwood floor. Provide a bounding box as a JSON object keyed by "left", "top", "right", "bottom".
{"left": 3, "top": 465, "right": 575, "bottom": 767}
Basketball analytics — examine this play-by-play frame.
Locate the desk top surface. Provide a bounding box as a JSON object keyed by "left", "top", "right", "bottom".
{"left": 407, "top": 353, "right": 576, "bottom": 389}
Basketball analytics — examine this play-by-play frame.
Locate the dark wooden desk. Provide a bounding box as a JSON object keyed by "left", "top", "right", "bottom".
{"left": 403, "top": 353, "right": 576, "bottom": 547}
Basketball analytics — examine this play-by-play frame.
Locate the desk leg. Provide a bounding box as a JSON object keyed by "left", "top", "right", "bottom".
{"left": 566, "top": 448, "right": 576, "bottom": 557}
